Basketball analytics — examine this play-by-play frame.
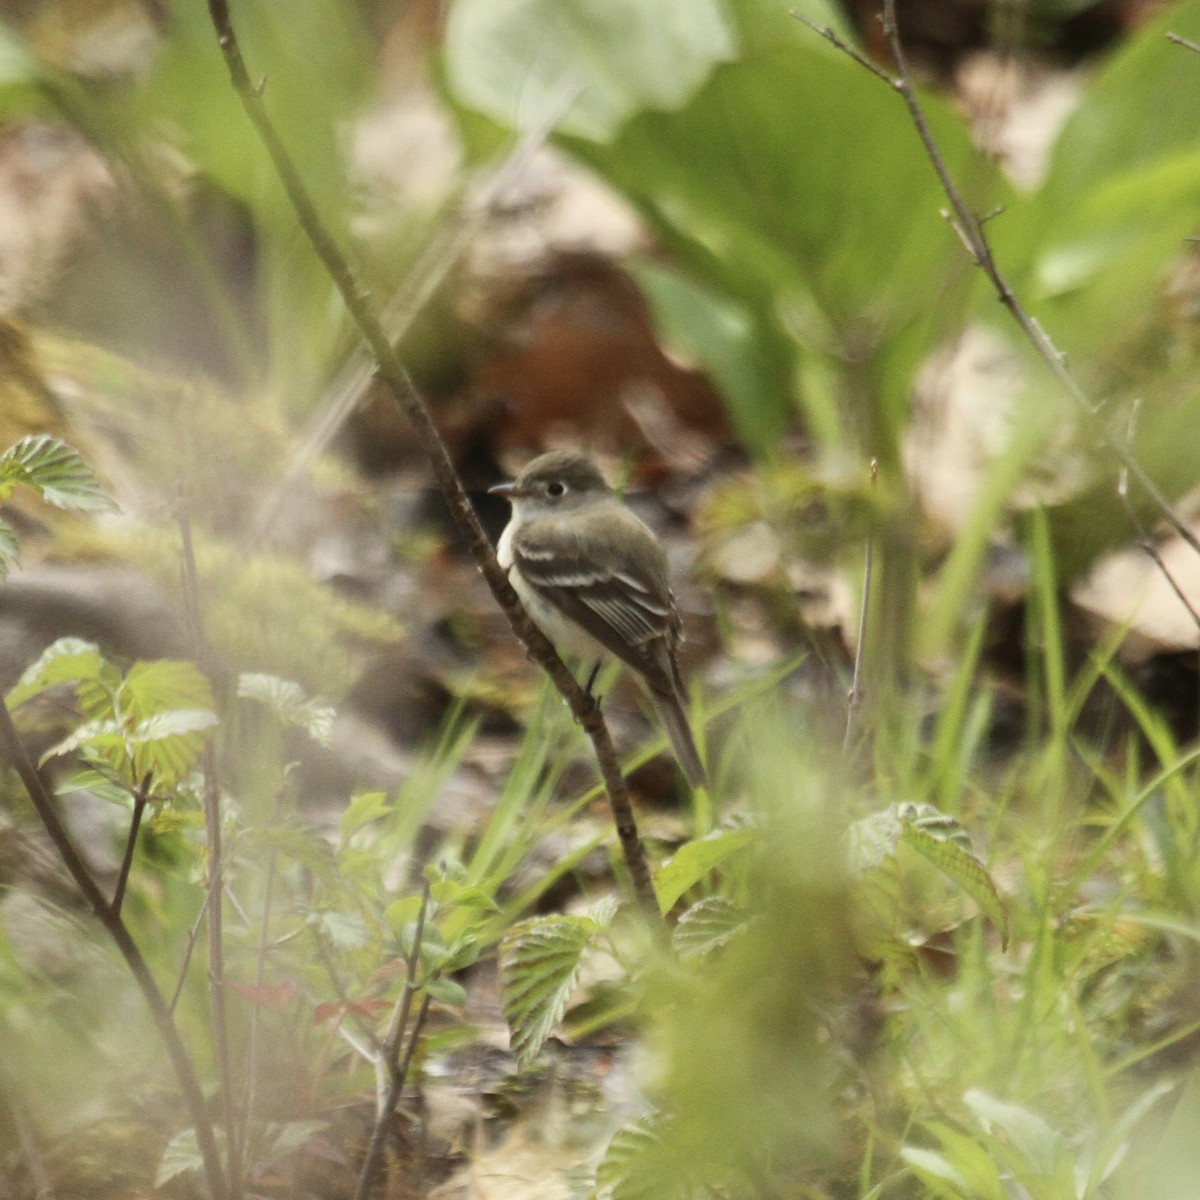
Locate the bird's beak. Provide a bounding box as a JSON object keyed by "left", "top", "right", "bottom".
{"left": 488, "top": 480, "right": 519, "bottom": 498}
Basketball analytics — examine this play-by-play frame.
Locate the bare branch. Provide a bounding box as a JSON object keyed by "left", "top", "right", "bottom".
{"left": 204, "top": 0, "right": 657, "bottom": 915}
{"left": 110, "top": 780, "right": 149, "bottom": 916}
{"left": 1168, "top": 31, "right": 1200, "bottom": 55}
{"left": 809, "top": 0, "right": 1200, "bottom": 560}
{"left": 354, "top": 878, "right": 433, "bottom": 1200}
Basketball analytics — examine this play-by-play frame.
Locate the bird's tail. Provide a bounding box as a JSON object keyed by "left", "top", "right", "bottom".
{"left": 650, "top": 687, "right": 707, "bottom": 789}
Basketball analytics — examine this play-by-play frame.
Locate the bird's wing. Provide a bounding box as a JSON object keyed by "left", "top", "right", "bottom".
{"left": 511, "top": 506, "right": 682, "bottom": 690}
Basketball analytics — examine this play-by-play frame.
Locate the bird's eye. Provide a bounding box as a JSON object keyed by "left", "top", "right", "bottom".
{"left": 546, "top": 481, "right": 566, "bottom": 498}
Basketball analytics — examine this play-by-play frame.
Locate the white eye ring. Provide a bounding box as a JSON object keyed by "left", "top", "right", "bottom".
{"left": 547, "top": 481, "right": 567, "bottom": 498}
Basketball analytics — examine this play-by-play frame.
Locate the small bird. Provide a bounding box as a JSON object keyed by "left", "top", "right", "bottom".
{"left": 489, "top": 450, "right": 706, "bottom": 788}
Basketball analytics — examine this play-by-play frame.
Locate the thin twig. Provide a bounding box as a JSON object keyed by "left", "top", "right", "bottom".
{"left": 1168, "top": 31, "right": 1200, "bottom": 55}
{"left": 251, "top": 95, "right": 577, "bottom": 547}
{"left": 169, "top": 889, "right": 209, "bottom": 1014}
{"left": 845, "top": 459, "right": 878, "bottom": 751}
{"left": 178, "top": 507, "right": 242, "bottom": 1199}
{"left": 0, "top": 704, "right": 228, "bottom": 1200}
{"left": 310, "top": 924, "right": 386, "bottom": 1060}
{"left": 238, "top": 797, "right": 281, "bottom": 1192}
{"left": 111, "top": 778, "right": 149, "bottom": 916}
{"left": 802, "top": 2, "right": 1200, "bottom": 560}
{"left": 354, "top": 878, "right": 433, "bottom": 1200}
{"left": 204, "top": 0, "right": 658, "bottom": 915}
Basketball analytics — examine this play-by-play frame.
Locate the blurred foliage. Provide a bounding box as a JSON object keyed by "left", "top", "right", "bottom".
{"left": 6, "top": 1, "right": 1200, "bottom": 1198}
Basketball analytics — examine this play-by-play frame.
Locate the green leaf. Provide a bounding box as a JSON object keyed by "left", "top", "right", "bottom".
{"left": 425, "top": 976, "right": 468, "bottom": 1009}
{"left": 0, "top": 435, "right": 115, "bottom": 512}
{"left": 653, "top": 826, "right": 757, "bottom": 912}
{"left": 632, "top": 259, "right": 790, "bottom": 455}
{"left": 899, "top": 1146, "right": 972, "bottom": 1199}
{"left": 0, "top": 517, "right": 18, "bottom": 580}
{"left": 846, "top": 805, "right": 906, "bottom": 875}
{"left": 154, "top": 1128, "right": 206, "bottom": 1188}
{"left": 500, "top": 913, "right": 603, "bottom": 1067}
{"left": 593, "top": 1113, "right": 672, "bottom": 1200}
{"left": 962, "top": 1091, "right": 1070, "bottom": 1184}
{"left": 445, "top": 0, "right": 737, "bottom": 141}
{"left": 40, "top": 718, "right": 124, "bottom": 768}
{"left": 119, "top": 660, "right": 214, "bottom": 723}
{"left": 237, "top": 672, "right": 335, "bottom": 745}
{"left": 672, "top": 896, "right": 749, "bottom": 960}
{"left": 5, "top": 638, "right": 106, "bottom": 709}
{"left": 918, "top": 1122, "right": 1008, "bottom": 1200}
{"left": 126, "top": 709, "right": 218, "bottom": 787}
{"left": 339, "top": 790, "right": 392, "bottom": 843}
{"left": 897, "top": 804, "right": 1009, "bottom": 948}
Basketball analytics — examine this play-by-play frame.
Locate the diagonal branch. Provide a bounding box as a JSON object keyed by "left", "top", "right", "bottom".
{"left": 801, "top": 2, "right": 1200, "bottom": 559}
{"left": 204, "top": 0, "right": 657, "bottom": 916}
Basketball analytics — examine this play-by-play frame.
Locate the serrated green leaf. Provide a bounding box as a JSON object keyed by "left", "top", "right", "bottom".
{"left": 846, "top": 806, "right": 906, "bottom": 874}
{"left": 653, "top": 826, "right": 757, "bottom": 912}
{"left": 120, "top": 660, "right": 214, "bottom": 722}
{"left": 0, "top": 517, "right": 18, "bottom": 580}
{"left": 586, "top": 894, "right": 620, "bottom": 929}
{"left": 40, "top": 717, "right": 124, "bottom": 767}
{"left": 500, "top": 914, "right": 601, "bottom": 1067}
{"left": 126, "top": 709, "right": 218, "bottom": 787}
{"left": 593, "top": 1113, "right": 672, "bottom": 1200}
{"left": 6, "top": 637, "right": 106, "bottom": 709}
{"left": 672, "top": 896, "right": 748, "bottom": 960}
{"left": 898, "top": 805, "right": 1009, "bottom": 948}
{"left": 237, "top": 672, "right": 335, "bottom": 745}
{"left": 0, "top": 435, "right": 115, "bottom": 512}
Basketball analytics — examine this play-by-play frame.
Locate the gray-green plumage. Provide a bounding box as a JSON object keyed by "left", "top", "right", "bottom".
{"left": 491, "top": 450, "right": 706, "bottom": 788}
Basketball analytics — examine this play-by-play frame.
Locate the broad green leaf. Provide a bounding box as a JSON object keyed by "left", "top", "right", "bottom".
{"left": 425, "top": 976, "right": 468, "bottom": 1010}
{"left": 632, "top": 259, "right": 791, "bottom": 455}
{"left": 40, "top": 718, "right": 124, "bottom": 767}
{"left": 155, "top": 1128, "right": 206, "bottom": 1188}
{"left": 672, "top": 896, "right": 749, "bottom": 960}
{"left": 653, "top": 826, "right": 757, "bottom": 912}
{"left": 126, "top": 709, "right": 218, "bottom": 787}
{"left": 0, "top": 435, "right": 115, "bottom": 512}
{"left": 963, "top": 1091, "right": 1069, "bottom": 1183}
{"left": 919, "top": 1121, "right": 1008, "bottom": 1200}
{"left": 119, "top": 660, "right": 214, "bottom": 723}
{"left": 900, "top": 1146, "right": 971, "bottom": 1199}
{"left": 445, "top": 0, "right": 737, "bottom": 141}
{"left": 6, "top": 638, "right": 106, "bottom": 709}
{"left": 593, "top": 1113, "right": 674, "bottom": 1200}
{"left": 237, "top": 672, "right": 334, "bottom": 745}
{"left": 500, "top": 913, "right": 602, "bottom": 1067}
{"left": 898, "top": 803, "right": 1009, "bottom": 948}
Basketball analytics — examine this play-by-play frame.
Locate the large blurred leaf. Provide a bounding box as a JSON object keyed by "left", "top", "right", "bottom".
{"left": 445, "top": 0, "right": 737, "bottom": 140}
{"left": 446, "top": 1, "right": 994, "bottom": 459}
